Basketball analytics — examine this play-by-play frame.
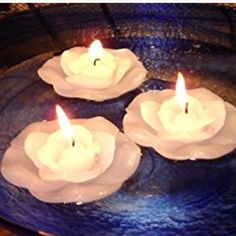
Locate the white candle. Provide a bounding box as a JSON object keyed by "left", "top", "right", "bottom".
{"left": 123, "top": 72, "right": 236, "bottom": 160}
{"left": 38, "top": 40, "right": 147, "bottom": 101}
{"left": 1, "top": 108, "right": 141, "bottom": 203}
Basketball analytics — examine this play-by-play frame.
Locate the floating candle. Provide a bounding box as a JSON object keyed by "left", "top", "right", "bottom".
{"left": 123, "top": 73, "right": 236, "bottom": 160}
{"left": 1, "top": 106, "right": 141, "bottom": 203}
{"left": 38, "top": 40, "right": 147, "bottom": 101}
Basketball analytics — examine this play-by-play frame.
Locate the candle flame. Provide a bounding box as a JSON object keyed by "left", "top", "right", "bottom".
{"left": 56, "top": 105, "right": 73, "bottom": 139}
{"left": 88, "top": 40, "right": 103, "bottom": 60}
{"left": 175, "top": 72, "right": 187, "bottom": 108}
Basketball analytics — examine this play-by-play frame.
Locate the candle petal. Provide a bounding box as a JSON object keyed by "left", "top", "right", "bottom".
{"left": 38, "top": 57, "right": 66, "bottom": 85}
{"left": 1, "top": 147, "right": 67, "bottom": 192}
{"left": 30, "top": 183, "right": 122, "bottom": 204}
{"left": 207, "top": 103, "right": 236, "bottom": 145}
{"left": 65, "top": 67, "right": 116, "bottom": 89}
{"left": 140, "top": 101, "right": 166, "bottom": 135}
{"left": 24, "top": 132, "right": 50, "bottom": 169}
{"left": 124, "top": 112, "right": 183, "bottom": 150}
{"left": 55, "top": 65, "right": 147, "bottom": 101}
{"left": 60, "top": 50, "right": 80, "bottom": 76}
{"left": 91, "top": 133, "right": 141, "bottom": 185}
{"left": 155, "top": 143, "right": 235, "bottom": 160}
{"left": 37, "top": 142, "right": 65, "bottom": 172}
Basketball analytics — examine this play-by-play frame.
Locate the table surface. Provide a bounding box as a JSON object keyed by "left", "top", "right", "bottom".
{"left": 0, "top": 229, "right": 15, "bottom": 236}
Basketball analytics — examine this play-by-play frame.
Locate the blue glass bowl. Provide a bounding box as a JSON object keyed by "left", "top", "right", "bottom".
{"left": 0, "top": 3, "right": 236, "bottom": 235}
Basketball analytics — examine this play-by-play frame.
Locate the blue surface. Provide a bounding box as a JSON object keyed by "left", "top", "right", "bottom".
{"left": 0, "top": 3, "right": 236, "bottom": 235}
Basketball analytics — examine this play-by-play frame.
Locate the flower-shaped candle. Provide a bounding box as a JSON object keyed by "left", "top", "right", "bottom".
{"left": 1, "top": 106, "right": 141, "bottom": 203}
{"left": 38, "top": 40, "right": 147, "bottom": 101}
{"left": 123, "top": 73, "right": 236, "bottom": 160}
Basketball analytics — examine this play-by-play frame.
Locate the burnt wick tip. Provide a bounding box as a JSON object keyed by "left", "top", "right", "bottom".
{"left": 185, "top": 102, "right": 189, "bottom": 114}
{"left": 93, "top": 58, "right": 101, "bottom": 66}
{"left": 72, "top": 138, "right": 75, "bottom": 147}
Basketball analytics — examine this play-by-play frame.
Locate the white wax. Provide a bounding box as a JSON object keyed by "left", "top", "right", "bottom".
{"left": 124, "top": 88, "right": 236, "bottom": 160}
{"left": 38, "top": 47, "right": 147, "bottom": 101}
{"left": 62, "top": 50, "right": 117, "bottom": 83}
{"left": 1, "top": 117, "right": 141, "bottom": 203}
{"left": 157, "top": 95, "right": 215, "bottom": 140}
{"left": 25, "top": 125, "right": 101, "bottom": 182}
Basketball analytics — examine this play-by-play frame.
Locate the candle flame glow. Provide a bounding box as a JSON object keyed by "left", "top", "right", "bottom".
{"left": 56, "top": 105, "right": 74, "bottom": 139}
{"left": 88, "top": 40, "right": 103, "bottom": 60}
{"left": 176, "top": 72, "right": 187, "bottom": 109}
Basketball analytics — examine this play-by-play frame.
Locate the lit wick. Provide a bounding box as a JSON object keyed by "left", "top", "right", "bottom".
{"left": 72, "top": 137, "right": 75, "bottom": 147}
{"left": 93, "top": 58, "right": 101, "bottom": 66}
{"left": 89, "top": 40, "right": 103, "bottom": 66}
{"left": 185, "top": 102, "right": 189, "bottom": 114}
{"left": 56, "top": 105, "right": 76, "bottom": 148}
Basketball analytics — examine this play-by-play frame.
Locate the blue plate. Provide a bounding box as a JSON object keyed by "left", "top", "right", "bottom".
{"left": 0, "top": 3, "right": 236, "bottom": 235}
